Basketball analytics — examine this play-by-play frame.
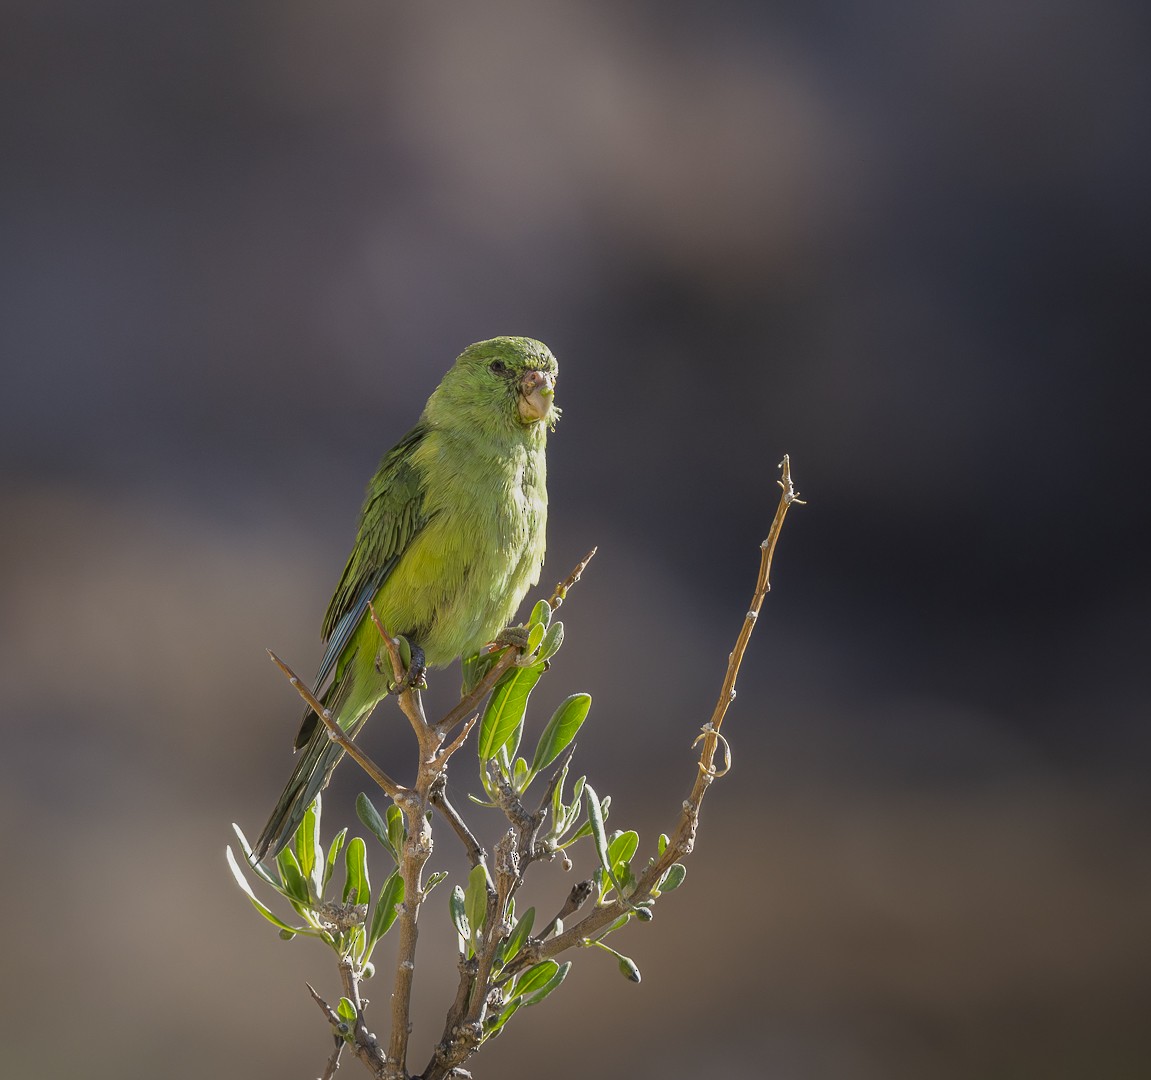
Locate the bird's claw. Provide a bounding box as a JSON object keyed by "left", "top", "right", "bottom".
{"left": 390, "top": 643, "right": 427, "bottom": 693}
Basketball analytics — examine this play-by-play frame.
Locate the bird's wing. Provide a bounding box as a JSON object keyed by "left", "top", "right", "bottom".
{"left": 313, "top": 422, "right": 431, "bottom": 691}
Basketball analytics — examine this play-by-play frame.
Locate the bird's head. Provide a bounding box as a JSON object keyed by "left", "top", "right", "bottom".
{"left": 428, "top": 337, "right": 560, "bottom": 438}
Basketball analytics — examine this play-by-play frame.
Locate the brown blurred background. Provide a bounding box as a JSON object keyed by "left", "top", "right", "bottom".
{"left": 2, "top": 2, "right": 1149, "bottom": 1077}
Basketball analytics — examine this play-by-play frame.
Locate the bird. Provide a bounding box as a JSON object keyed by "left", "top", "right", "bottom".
{"left": 252, "top": 336, "right": 559, "bottom": 861}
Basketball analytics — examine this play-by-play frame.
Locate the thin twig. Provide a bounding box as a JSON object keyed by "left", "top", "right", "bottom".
{"left": 435, "top": 648, "right": 518, "bottom": 736}
{"left": 365, "top": 602, "right": 431, "bottom": 737}
{"left": 305, "top": 983, "right": 350, "bottom": 1080}
{"left": 503, "top": 455, "right": 802, "bottom": 973}
{"left": 388, "top": 783, "right": 431, "bottom": 1072}
{"left": 367, "top": 601, "right": 407, "bottom": 686}
{"left": 336, "top": 956, "right": 389, "bottom": 1077}
{"left": 438, "top": 715, "right": 479, "bottom": 764}
{"left": 536, "top": 879, "right": 595, "bottom": 941}
{"left": 267, "top": 650, "right": 407, "bottom": 800}
{"left": 430, "top": 782, "right": 487, "bottom": 868}
{"left": 320, "top": 1037, "right": 343, "bottom": 1080}
{"left": 549, "top": 547, "right": 597, "bottom": 610}
{"left": 306, "top": 981, "right": 343, "bottom": 1030}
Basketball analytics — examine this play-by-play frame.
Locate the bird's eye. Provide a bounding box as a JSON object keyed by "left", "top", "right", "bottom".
{"left": 489, "top": 360, "right": 509, "bottom": 375}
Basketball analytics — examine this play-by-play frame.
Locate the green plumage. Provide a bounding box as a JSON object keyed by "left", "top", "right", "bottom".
{"left": 253, "top": 336, "right": 559, "bottom": 860}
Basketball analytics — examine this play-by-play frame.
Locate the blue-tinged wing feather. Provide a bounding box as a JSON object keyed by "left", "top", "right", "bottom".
{"left": 291, "top": 422, "right": 430, "bottom": 749}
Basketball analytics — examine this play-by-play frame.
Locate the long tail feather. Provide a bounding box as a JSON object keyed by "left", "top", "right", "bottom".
{"left": 251, "top": 725, "right": 345, "bottom": 862}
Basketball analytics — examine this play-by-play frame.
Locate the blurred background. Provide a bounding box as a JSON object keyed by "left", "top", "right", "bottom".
{"left": 2, "top": 2, "right": 1149, "bottom": 1077}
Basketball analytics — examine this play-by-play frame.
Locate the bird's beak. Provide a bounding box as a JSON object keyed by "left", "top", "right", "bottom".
{"left": 518, "top": 369, "right": 556, "bottom": 423}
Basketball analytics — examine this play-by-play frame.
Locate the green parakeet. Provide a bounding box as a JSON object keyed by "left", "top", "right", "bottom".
{"left": 253, "top": 336, "right": 559, "bottom": 861}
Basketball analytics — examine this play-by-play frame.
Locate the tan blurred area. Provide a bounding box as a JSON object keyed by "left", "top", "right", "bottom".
{"left": 2, "top": 2, "right": 1149, "bottom": 1078}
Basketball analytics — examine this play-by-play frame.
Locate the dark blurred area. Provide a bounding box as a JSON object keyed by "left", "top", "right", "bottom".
{"left": 2, "top": 2, "right": 1149, "bottom": 1077}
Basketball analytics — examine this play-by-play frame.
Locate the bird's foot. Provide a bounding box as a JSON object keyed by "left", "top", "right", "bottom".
{"left": 388, "top": 641, "right": 427, "bottom": 693}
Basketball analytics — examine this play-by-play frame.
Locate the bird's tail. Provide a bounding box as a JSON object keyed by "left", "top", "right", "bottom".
{"left": 251, "top": 708, "right": 360, "bottom": 864}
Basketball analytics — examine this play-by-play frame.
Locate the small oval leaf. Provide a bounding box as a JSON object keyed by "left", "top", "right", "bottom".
{"left": 659, "top": 863, "right": 687, "bottom": 892}
{"left": 367, "top": 870, "right": 404, "bottom": 950}
{"left": 512, "top": 959, "right": 559, "bottom": 1001}
{"left": 356, "top": 793, "right": 395, "bottom": 860}
{"left": 226, "top": 846, "right": 303, "bottom": 934}
{"left": 478, "top": 664, "right": 544, "bottom": 761}
{"left": 537, "top": 620, "right": 565, "bottom": 663}
{"left": 425, "top": 870, "right": 449, "bottom": 894}
{"left": 296, "top": 796, "right": 324, "bottom": 904}
{"left": 500, "top": 906, "right": 535, "bottom": 967}
{"left": 529, "top": 693, "right": 591, "bottom": 777}
{"left": 464, "top": 863, "right": 489, "bottom": 941}
{"left": 276, "top": 847, "right": 310, "bottom": 905}
{"left": 386, "top": 804, "right": 406, "bottom": 858}
{"left": 449, "top": 884, "right": 470, "bottom": 941}
{"left": 529, "top": 599, "right": 552, "bottom": 629}
{"left": 606, "top": 830, "right": 639, "bottom": 874}
{"left": 522, "top": 959, "right": 571, "bottom": 1005}
{"left": 342, "top": 836, "right": 370, "bottom": 905}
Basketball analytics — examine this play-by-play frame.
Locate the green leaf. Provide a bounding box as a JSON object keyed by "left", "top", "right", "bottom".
{"left": 450, "top": 885, "right": 470, "bottom": 942}
{"left": 231, "top": 824, "right": 283, "bottom": 890}
{"left": 367, "top": 870, "right": 404, "bottom": 952}
{"left": 512, "top": 756, "right": 529, "bottom": 792}
{"left": 583, "top": 783, "right": 611, "bottom": 873}
{"left": 464, "top": 863, "right": 489, "bottom": 944}
{"left": 425, "top": 870, "right": 449, "bottom": 895}
{"left": 520, "top": 959, "right": 571, "bottom": 1005}
{"left": 528, "top": 599, "right": 551, "bottom": 629}
{"left": 342, "top": 837, "right": 370, "bottom": 905}
{"left": 549, "top": 761, "right": 569, "bottom": 826}
{"left": 512, "top": 959, "right": 560, "bottom": 1001}
{"left": 324, "top": 828, "right": 348, "bottom": 888}
{"left": 601, "top": 913, "right": 633, "bottom": 936}
{"left": 356, "top": 793, "right": 396, "bottom": 861}
{"left": 276, "top": 847, "right": 310, "bottom": 906}
{"left": 525, "top": 621, "right": 545, "bottom": 654}
{"left": 659, "top": 863, "right": 687, "bottom": 892}
{"left": 607, "top": 830, "right": 639, "bottom": 876}
{"left": 658, "top": 833, "right": 669, "bottom": 857}
{"left": 226, "top": 846, "right": 303, "bottom": 935}
{"left": 296, "top": 796, "right": 324, "bottom": 904}
{"left": 536, "top": 620, "right": 564, "bottom": 663}
{"left": 462, "top": 648, "right": 502, "bottom": 694}
{"left": 530, "top": 693, "right": 591, "bottom": 777}
{"left": 337, "top": 997, "right": 357, "bottom": 1024}
{"left": 477, "top": 663, "right": 544, "bottom": 761}
{"left": 557, "top": 775, "right": 586, "bottom": 837}
{"left": 499, "top": 906, "right": 535, "bottom": 967}
{"left": 487, "top": 999, "right": 521, "bottom": 1038}
{"left": 617, "top": 862, "right": 637, "bottom": 897}
{"left": 584, "top": 785, "right": 627, "bottom": 899}
{"left": 386, "top": 803, "right": 406, "bottom": 858}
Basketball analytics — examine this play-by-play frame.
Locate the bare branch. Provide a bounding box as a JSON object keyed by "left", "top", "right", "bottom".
{"left": 366, "top": 601, "right": 407, "bottom": 686}
{"left": 430, "top": 780, "right": 487, "bottom": 868}
{"left": 548, "top": 547, "right": 596, "bottom": 610}
{"left": 435, "top": 648, "right": 518, "bottom": 736}
{"left": 506, "top": 455, "right": 802, "bottom": 969}
{"left": 266, "top": 650, "right": 406, "bottom": 800}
